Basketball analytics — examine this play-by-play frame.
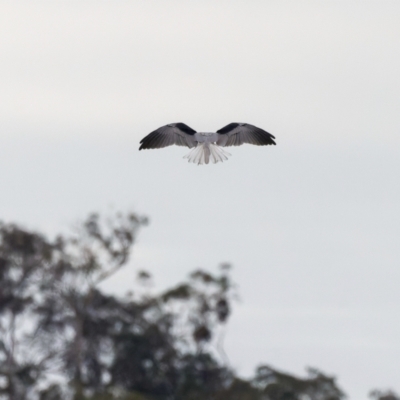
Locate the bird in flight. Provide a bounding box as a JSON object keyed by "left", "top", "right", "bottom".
{"left": 139, "top": 122, "right": 276, "bottom": 165}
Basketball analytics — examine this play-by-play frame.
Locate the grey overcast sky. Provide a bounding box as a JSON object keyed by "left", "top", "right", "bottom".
{"left": 1, "top": 1, "right": 400, "bottom": 397}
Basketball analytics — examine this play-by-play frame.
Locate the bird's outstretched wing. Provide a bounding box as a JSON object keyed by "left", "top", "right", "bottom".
{"left": 216, "top": 123, "right": 276, "bottom": 147}
{"left": 139, "top": 123, "right": 197, "bottom": 150}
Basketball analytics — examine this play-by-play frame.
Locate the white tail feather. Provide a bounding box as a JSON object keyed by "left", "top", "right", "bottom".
{"left": 184, "top": 143, "right": 231, "bottom": 165}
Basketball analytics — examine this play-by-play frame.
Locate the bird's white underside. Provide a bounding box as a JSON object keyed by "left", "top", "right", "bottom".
{"left": 184, "top": 142, "right": 231, "bottom": 165}
{"left": 193, "top": 132, "right": 219, "bottom": 143}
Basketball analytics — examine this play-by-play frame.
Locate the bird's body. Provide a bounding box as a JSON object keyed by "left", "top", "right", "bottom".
{"left": 194, "top": 132, "right": 218, "bottom": 143}
{"left": 139, "top": 122, "right": 276, "bottom": 165}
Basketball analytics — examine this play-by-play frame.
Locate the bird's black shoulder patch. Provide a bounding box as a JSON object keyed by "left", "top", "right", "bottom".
{"left": 216, "top": 123, "right": 240, "bottom": 134}
{"left": 175, "top": 123, "right": 196, "bottom": 135}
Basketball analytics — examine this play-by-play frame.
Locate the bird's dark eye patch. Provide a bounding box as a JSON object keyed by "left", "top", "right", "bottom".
{"left": 176, "top": 123, "right": 196, "bottom": 135}
{"left": 216, "top": 123, "right": 240, "bottom": 134}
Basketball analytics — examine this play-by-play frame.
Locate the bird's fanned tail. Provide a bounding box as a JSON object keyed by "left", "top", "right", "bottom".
{"left": 183, "top": 143, "right": 231, "bottom": 165}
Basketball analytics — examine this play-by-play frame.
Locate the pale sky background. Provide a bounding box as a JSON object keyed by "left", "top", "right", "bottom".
{"left": 1, "top": 1, "right": 400, "bottom": 398}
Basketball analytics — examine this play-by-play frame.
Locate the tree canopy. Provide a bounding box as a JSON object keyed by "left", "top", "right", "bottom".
{"left": 0, "top": 212, "right": 394, "bottom": 400}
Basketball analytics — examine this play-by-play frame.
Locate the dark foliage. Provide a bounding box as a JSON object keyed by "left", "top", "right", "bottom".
{"left": 370, "top": 390, "right": 400, "bottom": 400}
{"left": 0, "top": 212, "right": 386, "bottom": 399}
